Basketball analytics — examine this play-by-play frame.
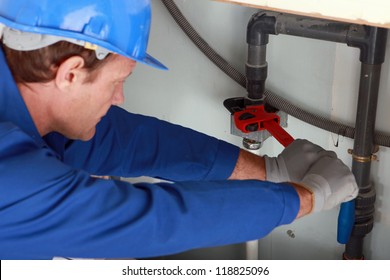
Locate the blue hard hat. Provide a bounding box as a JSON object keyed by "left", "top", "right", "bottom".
{"left": 0, "top": 0, "right": 167, "bottom": 70}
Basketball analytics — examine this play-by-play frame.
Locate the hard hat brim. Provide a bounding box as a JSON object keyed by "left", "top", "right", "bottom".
{"left": 135, "top": 53, "right": 168, "bottom": 71}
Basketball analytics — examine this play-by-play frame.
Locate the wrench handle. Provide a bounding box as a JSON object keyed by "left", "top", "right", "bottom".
{"left": 263, "top": 121, "right": 294, "bottom": 147}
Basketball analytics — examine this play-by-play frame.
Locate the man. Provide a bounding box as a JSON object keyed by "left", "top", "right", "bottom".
{"left": 0, "top": 0, "right": 358, "bottom": 259}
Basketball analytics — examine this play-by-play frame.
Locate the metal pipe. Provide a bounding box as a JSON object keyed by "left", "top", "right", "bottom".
{"left": 245, "top": 13, "right": 273, "bottom": 102}
{"left": 246, "top": 44, "right": 267, "bottom": 101}
{"left": 344, "top": 63, "right": 383, "bottom": 259}
{"left": 274, "top": 13, "right": 351, "bottom": 43}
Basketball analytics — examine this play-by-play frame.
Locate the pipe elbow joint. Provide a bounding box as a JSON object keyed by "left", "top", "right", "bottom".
{"left": 247, "top": 12, "right": 278, "bottom": 46}
{"left": 347, "top": 26, "right": 388, "bottom": 64}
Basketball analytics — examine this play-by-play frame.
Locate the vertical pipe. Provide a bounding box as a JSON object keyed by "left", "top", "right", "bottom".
{"left": 353, "top": 64, "right": 381, "bottom": 183}
{"left": 246, "top": 12, "right": 275, "bottom": 103}
{"left": 344, "top": 63, "right": 382, "bottom": 259}
{"left": 246, "top": 44, "right": 268, "bottom": 101}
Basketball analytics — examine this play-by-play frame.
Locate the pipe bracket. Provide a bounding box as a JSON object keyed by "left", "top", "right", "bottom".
{"left": 348, "top": 149, "right": 378, "bottom": 162}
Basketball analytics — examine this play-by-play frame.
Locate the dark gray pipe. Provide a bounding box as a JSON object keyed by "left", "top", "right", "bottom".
{"left": 247, "top": 11, "right": 352, "bottom": 45}
{"left": 246, "top": 44, "right": 267, "bottom": 101}
{"left": 353, "top": 65, "right": 382, "bottom": 183}
{"left": 345, "top": 63, "right": 383, "bottom": 259}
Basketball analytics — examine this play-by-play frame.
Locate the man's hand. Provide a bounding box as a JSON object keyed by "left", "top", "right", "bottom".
{"left": 298, "top": 155, "right": 359, "bottom": 212}
{"left": 264, "top": 139, "right": 335, "bottom": 183}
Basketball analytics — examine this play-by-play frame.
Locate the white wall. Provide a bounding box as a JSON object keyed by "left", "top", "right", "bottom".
{"left": 123, "top": 0, "right": 390, "bottom": 260}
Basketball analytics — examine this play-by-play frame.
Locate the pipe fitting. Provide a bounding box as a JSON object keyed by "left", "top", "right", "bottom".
{"left": 247, "top": 12, "right": 277, "bottom": 46}
{"left": 347, "top": 26, "right": 388, "bottom": 64}
{"left": 356, "top": 183, "right": 376, "bottom": 208}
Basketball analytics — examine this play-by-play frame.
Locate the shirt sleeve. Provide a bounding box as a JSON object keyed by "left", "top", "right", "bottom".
{"left": 60, "top": 106, "right": 240, "bottom": 181}
{"left": 0, "top": 122, "right": 300, "bottom": 259}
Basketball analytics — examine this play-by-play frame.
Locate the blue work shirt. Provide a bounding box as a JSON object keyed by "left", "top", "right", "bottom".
{"left": 0, "top": 47, "right": 299, "bottom": 259}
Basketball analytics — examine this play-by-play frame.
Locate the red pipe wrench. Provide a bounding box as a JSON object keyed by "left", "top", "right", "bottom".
{"left": 233, "top": 105, "right": 294, "bottom": 147}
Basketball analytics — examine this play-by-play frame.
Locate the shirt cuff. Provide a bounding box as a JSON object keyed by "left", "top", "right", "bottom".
{"left": 278, "top": 182, "right": 300, "bottom": 224}
{"left": 204, "top": 140, "right": 240, "bottom": 180}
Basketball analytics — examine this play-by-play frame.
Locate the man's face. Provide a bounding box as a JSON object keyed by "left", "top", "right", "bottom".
{"left": 54, "top": 55, "right": 136, "bottom": 140}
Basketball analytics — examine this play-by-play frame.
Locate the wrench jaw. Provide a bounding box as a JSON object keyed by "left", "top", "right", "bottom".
{"left": 224, "top": 97, "right": 291, "bottom": 149}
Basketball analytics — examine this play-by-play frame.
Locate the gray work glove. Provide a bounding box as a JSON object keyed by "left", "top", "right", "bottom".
{"left": 299, "top": 155, "right": 359, "bottom": 212}
{"left": 264, "top": 139, "right": 335, "bottom": 183}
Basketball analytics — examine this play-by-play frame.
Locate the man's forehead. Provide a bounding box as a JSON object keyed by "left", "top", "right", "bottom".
{"left": 108, "top": 55, "right": 136, "bottom": 78}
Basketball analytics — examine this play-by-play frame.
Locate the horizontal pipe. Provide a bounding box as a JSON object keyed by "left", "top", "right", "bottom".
{"left": 275, "top": 14, "right": 352, "bottom": 43}
{"left": 247, "top": 11, "right": 351, "bottom": 46}
{"left": 247, "top": 11, "right": 388, "bottom": 64}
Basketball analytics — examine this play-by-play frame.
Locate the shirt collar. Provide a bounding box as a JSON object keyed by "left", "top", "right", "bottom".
{"left": 0, "top": 46, "right": 47, "bottom": 148}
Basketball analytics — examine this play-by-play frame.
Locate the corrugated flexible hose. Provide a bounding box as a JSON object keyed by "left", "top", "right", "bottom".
{"left": 161, "top": 0, "right": 390, "bottom": 148}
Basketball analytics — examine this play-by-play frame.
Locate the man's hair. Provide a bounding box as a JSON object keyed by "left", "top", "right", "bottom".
{"left": 2, "top": 41, "right": 112, "bottom": 83}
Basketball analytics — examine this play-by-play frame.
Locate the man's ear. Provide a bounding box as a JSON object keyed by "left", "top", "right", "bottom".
{"left": 55, "top": 56, "right": 85, "bottom": 91}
